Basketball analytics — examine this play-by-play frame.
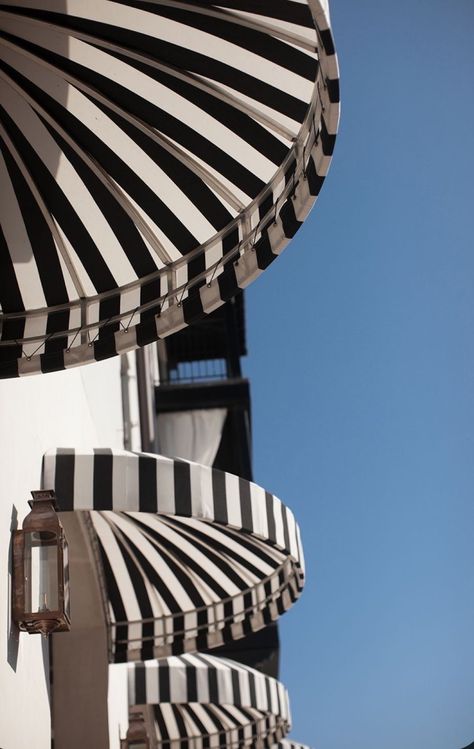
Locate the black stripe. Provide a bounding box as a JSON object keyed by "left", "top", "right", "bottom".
{"left": 116, "top": 517, "right": 190, "bottom": 613}
{"left": 39, "top": 115, "right": 158, "bottom": 279}
{"left": 0, "top": 94, "right": 117, "bottom": 294}
{"left": 160, "top": 516, "right": 272, "bottom": 581}
{"left": 93, "top": 330, "right": 118, "bottom": 362}
{"left": 320, "top": 115, "right": 336, "bottom": 156}
{"left": 174, "top": 461, "right": 192, "bottom": 516}
{"left": 327, "top": 76, "right": 340, "bottom": 104}
{"left": 281, "top": 505, "right": 291, "bottom": 554}
{"left": 98, "top": 295, "right": 121, "bottom": 340}
{"left": 153, "top": 705, "right": 171, "bottom": 743}
{"left": 208, "top": 663, "right": 219, "bottom": 702}
{"left": 223, "top": 227, "right": 240, "bottom": 257}
{"left": 320, "top": 28, "right": 336, "bottom": 56}
{"left": 187, "top": 251, "right": 206, "bottom": 285}
{"left": 110, "top": 50, "right": 289, "bottom": 166}
{"left": 136, "top": 314, "right": 160, "bottom": 349}
{"left": 138, "top": 0, "right": 316, "bottom": 27}
{"left": 83, "top": 76, "right": 264, "bottom": 198}
{"left": 259, "top": 192, "right": 274, "bottom": 222}
{"left": 306, "top": 154, "right": 324, "bottom": 196}
{"left": 159, "top": 662, "right": 171, "bottom": 702}
{"left": 112, "top": 528, "right": 155, "bottom": 627}
{"left": 139, "top": 455, "right": 158, "bottom": 511}
{"left": 178, "top": 515, "right": 278, "bottom": 568}
{"left": 53, "top": 451, "right": 75, "bottom": 510}
{"left": 200, "top": 704, "right": 225, "bottom": 736}
{"left": 0, "top": 38, "right": 201, "bottom": 255}
{"left": 146, "top": 516, "right": 251, "bottom": 595}
{"left": 7, "top": 27, "right": 267, "bottom": 200}
{"left": 95, "top": 534, "right": 129, "bottom": 662}
{"left": 140, "top": 277, "right": 162, "bottom": 322}
{"left": 231, "top": 667, "right": 241, "bottom": 705}
{"left": 265, "top": 492, "right": 276, "bottom": 543}
{"left": 94, "top": 96, "right": 233, "bottom": 233}
{"left": 115, "top": 1, "right": 317, "bottom": 81}
{"left": 212, "top": 468, "right": 228, "bottom": 525}
{"left": 93, "top": 450, "right": 114, "bottom": 509}
{"left": 127, "top": 516, "right": 211, "bottom": 605}
{"left": 239, "top": 477, "right": 253, "bottom": 531}
{"left": 280, "top": 199, "right": 302, "bottom": 238}
{"left": 217, "top": 259, "right": 238, "bottom": 301}
{"left": 186, "top": 662, "right": 198, "bottom": 702}
{"left": 0, "top": 352, "right": 20, "bottom": 378}
{"left": 43, "top": 307, "right": 70, "bottom": 362}
{"left": 134, "top": 663, "right": 147, "bottom": 705}
{"left": 182, "top": 291, "right": 204, "bottom": 326}
{"left": 0, "top": 185, "right": 21, "bottom": 339}
{"left": 255, "top": 231, "right": 276, "bottom": 270}
{"left": 19, "top": 12, "right": 309, "bottom": 122}
{"left": 181, "top": 704, "right": 208, "bottom": 738}
{"left": 265, "top": 673, "right": 273, "bottom": 714}
{"left": 170, "top": 705, "right": 188, "bottom": 747}
{"left": 0, "top": 138, "right": 68, "bottom": 308}
{"left": 40, "top": 348, "right": 65, "bottom": 374}
{"left": 248, "top": 671, "right": 257, "bottom": 708}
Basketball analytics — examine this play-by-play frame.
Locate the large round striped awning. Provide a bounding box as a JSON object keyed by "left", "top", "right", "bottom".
{"left": 42, "top": 448, "right": 304, "bottom": 662}
{"left": 127, "top": 653, "right": 291, "bottom": 749}
{"left": 0, "top": 1, "right": 339, "bottom": 378}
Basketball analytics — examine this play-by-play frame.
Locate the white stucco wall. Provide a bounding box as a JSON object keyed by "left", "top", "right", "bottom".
{"left": 0, "top": 357, "right": 124, "bottom": 749}
{"left": 108, "top": 662, "right": 130, "bottom": 747}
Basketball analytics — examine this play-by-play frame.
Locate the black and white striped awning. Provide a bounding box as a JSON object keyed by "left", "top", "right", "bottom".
{"left": 127, "top": 653, "right": 291, "bottom": 749}
{"left": 42, "top": 448, "right": 305, "bottom": 663}
{"left": 0, "top": 1, "right": 339, "bottom": 377}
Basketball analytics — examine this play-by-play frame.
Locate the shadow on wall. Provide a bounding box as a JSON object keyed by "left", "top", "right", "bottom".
{"left": 7, "top": 505, "right": 19, "bottom": 671}
{"left": 6, "top": 504, "right": 51, "bottom": 704}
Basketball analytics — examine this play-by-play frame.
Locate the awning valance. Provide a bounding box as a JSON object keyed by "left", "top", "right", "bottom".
{"left": 127, "top": 653, "right": 291, "bottom": 749}
{"left": 42, "top": 448, "right": 304, "bottom": 662}
{"left": 0, "top": 1, "right": 339, "bottom": 377}
{"left": 277, "top": 741, "right": 312, "bottom": 749}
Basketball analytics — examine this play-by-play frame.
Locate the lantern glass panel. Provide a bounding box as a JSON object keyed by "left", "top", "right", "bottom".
{"left": 24, "top": 530, "right": 59, "bottom": 613}
{"left": 63, "top": 538, "right": 70, "bottom": 619}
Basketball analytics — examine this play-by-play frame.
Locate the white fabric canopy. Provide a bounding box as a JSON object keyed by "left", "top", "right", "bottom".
{"left": 127, "top": 653, "right": 291, "bottom": 749}
{"left": 42, "top": 448, "right": 305, "bottom": 662}
{"left": 0, "top": 0, "right": 339, "bottom": 377}
{"left": 157, "top": 408, "right": 227, "bottom": 466}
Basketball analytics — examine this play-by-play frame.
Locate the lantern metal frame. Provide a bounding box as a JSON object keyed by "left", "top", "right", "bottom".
{"left": 12, "top": 490, "right": 71, "bottom": 636}
{"left": 121, "top": 707, "right": 154, "bottom": 749}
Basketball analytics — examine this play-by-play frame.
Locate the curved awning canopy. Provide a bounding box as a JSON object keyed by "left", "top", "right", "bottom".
{"left": 0, "top": 0, "right": 339, "bottom": 377}
{"left": 127, "top": 653, "right": 291, "bottom": 749}
{"left": 42, "top": 448, "right": 305, "bottom": 662}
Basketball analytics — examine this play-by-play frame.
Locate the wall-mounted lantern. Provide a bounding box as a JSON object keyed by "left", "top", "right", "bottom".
{"left": 12, "top": 490, "right": 71, "bottom": 636}
{"left": 121, "top": 709, "right": 152, "bottom": 749}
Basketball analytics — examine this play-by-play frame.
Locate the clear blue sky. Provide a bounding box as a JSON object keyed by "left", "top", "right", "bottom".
{"left": 245, "top": 1, "right": 474, "bottom": 747}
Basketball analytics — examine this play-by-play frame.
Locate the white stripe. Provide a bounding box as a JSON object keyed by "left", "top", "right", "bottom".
{"left": 0, "top": 78, "right": 135, "bottom": 287}
{"left": 155, "top": 455, "right": 176, "bottom": 514}
{"left": 169, "top": 657, "right": 188, "bottom": 704}
{"left": 144, "top": 659, "right": 160, "bottom": 704}
{"left": 272, "top": 498, "right": 286, "bottom": 550}
{"left": 225, "top": 472, "right": 242, "bottom": 529}
{"left": 73, "top": 452, "right": 95, "bottom": 510}
{"left": 111, "top": 513, "right": 198, "bottom": 612}
{"left": 249, "top": 481, "right": 268, "bottom": 538}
